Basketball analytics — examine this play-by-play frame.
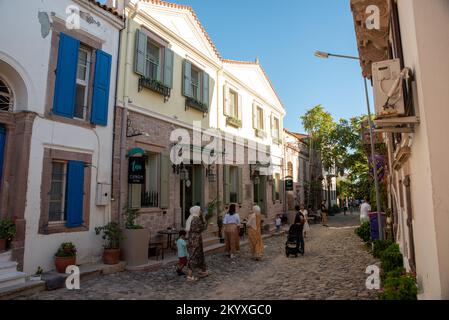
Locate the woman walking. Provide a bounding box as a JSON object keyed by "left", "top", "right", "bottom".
{"left": 186, "top": 206, "right": 209, "bottom": 278}
{"left": 247, "top": 205, "right": 264, "bottom": 260}
{"left": 300, "top": 204, "right": 310, "bottom": 238}
{"left": 223, "top": 204, "right": 240, "bottom": 259}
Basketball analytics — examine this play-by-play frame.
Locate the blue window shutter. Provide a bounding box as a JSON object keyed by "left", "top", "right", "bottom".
{"left": 66, "top": 161, "right": 85, "bottom": 228}
{"left": 182, "top": 59, "right": 192, "bottom": 98}
{"left": 53, "top": 32, "right": 79, "bottom": 118}
{"left": 0, "top": 125, "right": 6, "bottom": 184}
{"left": 163, "top": 48, "right": 174, "bottom": 89}
{"left": 91, "top": 49, "right": 112, "bottom": 126}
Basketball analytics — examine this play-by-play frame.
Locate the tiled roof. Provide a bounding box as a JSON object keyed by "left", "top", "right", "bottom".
{"left": 284, "top": 129, "right": 309, "bottom": 140}
{"left": 88, "top": 0, "right": 124, "bottom": 20}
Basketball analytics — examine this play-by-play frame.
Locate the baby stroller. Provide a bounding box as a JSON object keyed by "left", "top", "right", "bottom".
{"left": 285, "top": 224, "right": 304, "bottom": 258}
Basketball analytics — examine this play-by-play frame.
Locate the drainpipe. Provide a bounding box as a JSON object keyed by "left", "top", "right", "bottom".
{"left": 118, "top": 1, "right": 142, "bottom": 224}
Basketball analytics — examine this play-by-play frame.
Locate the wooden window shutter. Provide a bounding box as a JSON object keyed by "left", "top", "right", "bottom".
{"left": 53, "top": 32, "right": 79, "bottom": 118}
{"left": 202, "top": 71, "right": 210, "bottom": 108}
{"left": 66, "top": 161, "right": 85, "bottom": 228}
{"left": 237, "top": 166, "right": 243, "bottom": 204}
{"left": 272, "top": 175, "right": 276, "bottom": 204}
{"left": 160, "top": 154, "right": 170, "bottom": 209}
{"left": 270, "top": 113, "right": 274, "bottom": 138}
{"left": 134, "top": 29, "right": 147, "bottom": 76}
{"left": 91, "top": 49, "right": 112, "bottom": 126}
{"left": 237, "top": 94, "right": 242, "bottom": 121}
{"left": 223, "top": 84, "right": 230, "bottom": 116}
{"left": 163, "top": 48, "right": 174, "bottom": 89}
{"left": 252, "top": 103, "right": 257, "bottom": 129}
{"left": 182, "top": 59, "right": 192, "bottom": 98}
{"left": 224, "top": 165, "right": 230, "bottom": 205}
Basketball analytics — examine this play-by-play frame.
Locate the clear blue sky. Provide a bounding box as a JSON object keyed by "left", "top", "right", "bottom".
{"left": 102, "top": 0, "right": 372, "bottom": 133}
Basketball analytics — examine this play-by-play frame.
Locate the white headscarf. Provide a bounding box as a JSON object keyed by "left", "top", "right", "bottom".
{"left": 247, "top": 205, "right": 261, "bottom": 230}
{"left": 185, "top": 206, "right": 201, "bottom": 232}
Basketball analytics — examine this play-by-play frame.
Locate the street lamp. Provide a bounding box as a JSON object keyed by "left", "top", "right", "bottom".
{"left": 314, "top": 50, "right": 384, "bottom": 240}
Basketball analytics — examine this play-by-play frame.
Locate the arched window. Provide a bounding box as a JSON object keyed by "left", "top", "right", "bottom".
{"left": 287, "top": 161, "right": 293, "bottom": 177}
{"left": 0, "top": 78, "right": 14, "bottom": 112}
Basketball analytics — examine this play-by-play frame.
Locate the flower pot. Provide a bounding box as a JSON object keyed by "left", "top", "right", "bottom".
{"left": 103, "top": 248, "right": 120, "bottom": 265}
{"left": 54, "top": 255, "right": 76, "bottom": 273}
{"left": 0, "top": 239, "right": 6, "bottom": 251}
{"left": 121, "top": 228, "right": 149, "bottom": 267}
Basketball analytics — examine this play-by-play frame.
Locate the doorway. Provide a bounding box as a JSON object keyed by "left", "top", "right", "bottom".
{"left": 180, "top": 164, "right": 204, "bottom": 226}
{"left": 253, "top": 174, "right": 266, "bottom": 215}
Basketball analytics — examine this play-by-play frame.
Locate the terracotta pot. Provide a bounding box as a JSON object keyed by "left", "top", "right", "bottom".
{"left": 0, "top": 239, "right": 6, "bottom": 251}
{"left": 54, "top": 255, "right": 76, "bottom": 273}
{"left": 103, "top": 248, "right": 120, "bottom": 265}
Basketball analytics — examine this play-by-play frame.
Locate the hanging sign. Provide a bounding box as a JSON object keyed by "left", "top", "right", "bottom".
{"left": 128, "top": 157, "right": 145, "bottom": 184}
{"left": 285, "top": 176, "right": 294, "bottom": 191}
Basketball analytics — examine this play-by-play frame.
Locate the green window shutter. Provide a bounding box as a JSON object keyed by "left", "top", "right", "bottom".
{"left": 160, "top": 154, "right": 170, "bottom": 209}
{"left": 223, "top": 84, "right": 230, "bottom": 116}
{"left": 224, "top": 165, "right": 230, "bottom": 205}
{"left": 272, "top": 176, "right": 276, "bottom": 204}
{"left": 182, "top": 59, "right": 192, "bottom": 97}
{"left": 280, "top": 176, "right": 284, "bottom": 203}
{"left": 135, "top": 29, "right": 147, "bottom": 76}
{"left": 193, "top": 166, "right": 203, "bottom": 206}
{"left": 237, "top": 166, "right": 243, "bottom": 204}
{"left": 202, "top": 71, "right": 209, "bottom": 108}
{"left": 163, "top": 47, "right": 174, "bottom": 88}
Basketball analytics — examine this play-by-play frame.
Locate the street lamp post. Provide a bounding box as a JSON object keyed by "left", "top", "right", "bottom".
{"left": 314, "top": 50, "right": 384, "bottom": 240}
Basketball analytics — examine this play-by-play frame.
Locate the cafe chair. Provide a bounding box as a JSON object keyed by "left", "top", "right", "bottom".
{"left": 148, "top": 233, "right": 164, "bottom": 261}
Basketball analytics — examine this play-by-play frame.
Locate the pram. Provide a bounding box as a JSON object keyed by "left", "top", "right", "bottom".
{"left": 285, "top": 224, "right": 304, "bottom": 258}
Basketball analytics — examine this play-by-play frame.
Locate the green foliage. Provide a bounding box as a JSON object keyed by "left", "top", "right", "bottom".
{"left": 206, "top": 198, "right": 220, "bottom": 221}
{"left": 0, "top": 218, "right": 16, "bottom": 240}
{"left": 123, "top": 206, "right": 144, "bottom": 229}
{"left": 355, "top": 222, "right": 371, "bottom": 242}
{"left": 373, "top": 240, "right": 394, "bottom": 258}
{"left": 379, "top": 273, "right": 418, "bottom": 300}
{"left": 35, "top": 266, "right": 44, "bottom": 275}
{"left": 95, "top": 222, "right": 124, "bottom": 249}
{"left": 380, "top": 243, "right": 404, "bottom": 273}
{"left": 55, "top": 242, "right": 77, "bottom": 257}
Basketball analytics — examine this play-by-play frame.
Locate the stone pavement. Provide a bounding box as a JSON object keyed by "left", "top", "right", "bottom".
{"left": 22, "top": 213, "right": 379, "bottom": 300}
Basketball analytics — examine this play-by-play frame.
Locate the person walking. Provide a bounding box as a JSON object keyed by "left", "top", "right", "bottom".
{"left": 288, "top": 212, "right": 305, "bottom": 255}
{"left": 320, "top": 200, "right": 329, "bottom": 227}
{"left": 186, "top": 206, "right": 209, "bottom": 278}
{"left": 247, "top": 205, "right": 264, "bottom": 260}
{"left": 300, "top": 204, "right": 310, "bottom": 238}
{"left": 360, "top": 198, "right": 371, "bottom": 224}
{"left": 223, "top": 204, "right": 241, "bottom": 259}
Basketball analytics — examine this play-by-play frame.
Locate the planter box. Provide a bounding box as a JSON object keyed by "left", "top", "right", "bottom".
{"left": 121, "top": 228, "right": 149, "bottom": 267}
{"left": 226, "top": 116, "right": 242, "bottom": 128}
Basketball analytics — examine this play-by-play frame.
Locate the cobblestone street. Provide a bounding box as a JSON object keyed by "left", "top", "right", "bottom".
{"left": 24, "top": 213, "right": 379, "bottom": 300}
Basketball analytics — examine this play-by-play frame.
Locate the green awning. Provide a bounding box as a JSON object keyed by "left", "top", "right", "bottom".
{"left": 127, "top": 147, "right": 146, "bottom": 157}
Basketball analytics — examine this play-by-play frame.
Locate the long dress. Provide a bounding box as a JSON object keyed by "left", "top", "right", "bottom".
{"left": 248, "top": 213, "right": 264, "bottom": 259}
{"left": 301, "top": 209, "right": 310, "bottom": 235}
{"left": 187, "top": 216, "right": 206, "bottom": 272}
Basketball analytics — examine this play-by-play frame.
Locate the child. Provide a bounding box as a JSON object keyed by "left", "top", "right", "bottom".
{"left": 275, "top": 215, "right": 282, "bottom": 234}
{"left": 176, "top": 230, "right": 196, "bottom": 281}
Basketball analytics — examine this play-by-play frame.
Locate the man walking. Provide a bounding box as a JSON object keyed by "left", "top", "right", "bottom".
{"left": 360, "top": 198, "right": 371, "bottom": 224}
{"left": 320, "top": 200, "right": 329, "bottom": 227}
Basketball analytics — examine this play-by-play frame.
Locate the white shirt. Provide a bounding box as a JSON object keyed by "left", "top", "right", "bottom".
{"left": 223, "top": 213, "right": 240, "bottom": 225}
{"left": 360, "top": 202, "right": 371, "bottom": 220}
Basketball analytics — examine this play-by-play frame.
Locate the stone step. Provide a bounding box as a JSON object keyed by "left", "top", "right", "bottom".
{"left": 0, "top": 261, "right": 18, "bottom": 274}
{"left": 0, "top": 251, "right": 12, "bottom": 263}
{"left": 0, "top": 271, "right": 26, "bottom": 290}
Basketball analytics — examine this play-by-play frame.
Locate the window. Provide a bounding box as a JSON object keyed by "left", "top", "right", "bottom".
{"left": 191, "top": 65, "right": 202, "bottom": 101}
{"left": 273, "top": 117, "right": 280, "bottom": 139}
{"left": 257, "top": 107, "right": 264, "bottom": 130}
{"left": 229, "top": 89, "right": 238, "bottom": 119}
{"left": 0, "top": 78, "right": 13, "bottom": 112}
{"left": 229, "top": 166, "right": 238, "bottom": 203}
{"left": 146, "top": 41, "right": 161, "bottom": 80}
{"left": 287, "top": 162, "right": 293, "bottom": 177}
{"left": 49, "top": 161, "right": 67, "bottom": 222}
{"left": 75, "top": 47, "right": 91, "bottom": 120}
{"left": 129, "top": 153, "right": 159, "bottom": 208}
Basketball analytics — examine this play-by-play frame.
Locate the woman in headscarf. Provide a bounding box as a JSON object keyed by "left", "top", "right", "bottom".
{"left": 223, "top": 204, "right": 240, "bottom": 259}
{"left": 247, "top": 205, "right": 264, "bottom": 260}
{"left": 186, "top": 206, "right": 209, "bottom": 278}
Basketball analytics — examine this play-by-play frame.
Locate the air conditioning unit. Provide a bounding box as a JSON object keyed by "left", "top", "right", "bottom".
{"left": 372, "top": 59, "right": 406, "bottom": 118}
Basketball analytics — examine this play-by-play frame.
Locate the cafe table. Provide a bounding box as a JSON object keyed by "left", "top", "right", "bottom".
{"left": 157, "top": 229, "right": 179, "bottom": 251}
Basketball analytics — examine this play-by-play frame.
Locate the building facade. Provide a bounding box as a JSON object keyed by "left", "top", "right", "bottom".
{"left": 351, "top": 0, "right": 449, "bottom": 299}
{"left": 0, "top": 0, "right": 123, "bottom": 276}
{"left": 111, "top": 0, "right": 286, "bottom": 245}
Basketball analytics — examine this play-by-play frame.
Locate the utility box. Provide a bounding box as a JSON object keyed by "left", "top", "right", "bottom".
{"left": 372, "top": 59, "right": 405, "bottom": 118}
{"left": 96, "top": 183, "right": 111, "bottom": 206}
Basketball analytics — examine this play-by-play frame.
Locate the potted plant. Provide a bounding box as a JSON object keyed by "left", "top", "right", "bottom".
{"left": 95, "top": 222, "right": 123, "bottom": 265}
{"left": 54, "top": 242, "right": 77, "bottom": 273}
{"left": 121, "top": 206, "right": 149, "bottom": 267}
{"left": 0, "top": 218, "right": 16, "bottom": 251}
{"left": 30, "top": 266, "right": 43, "bottom": 281}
